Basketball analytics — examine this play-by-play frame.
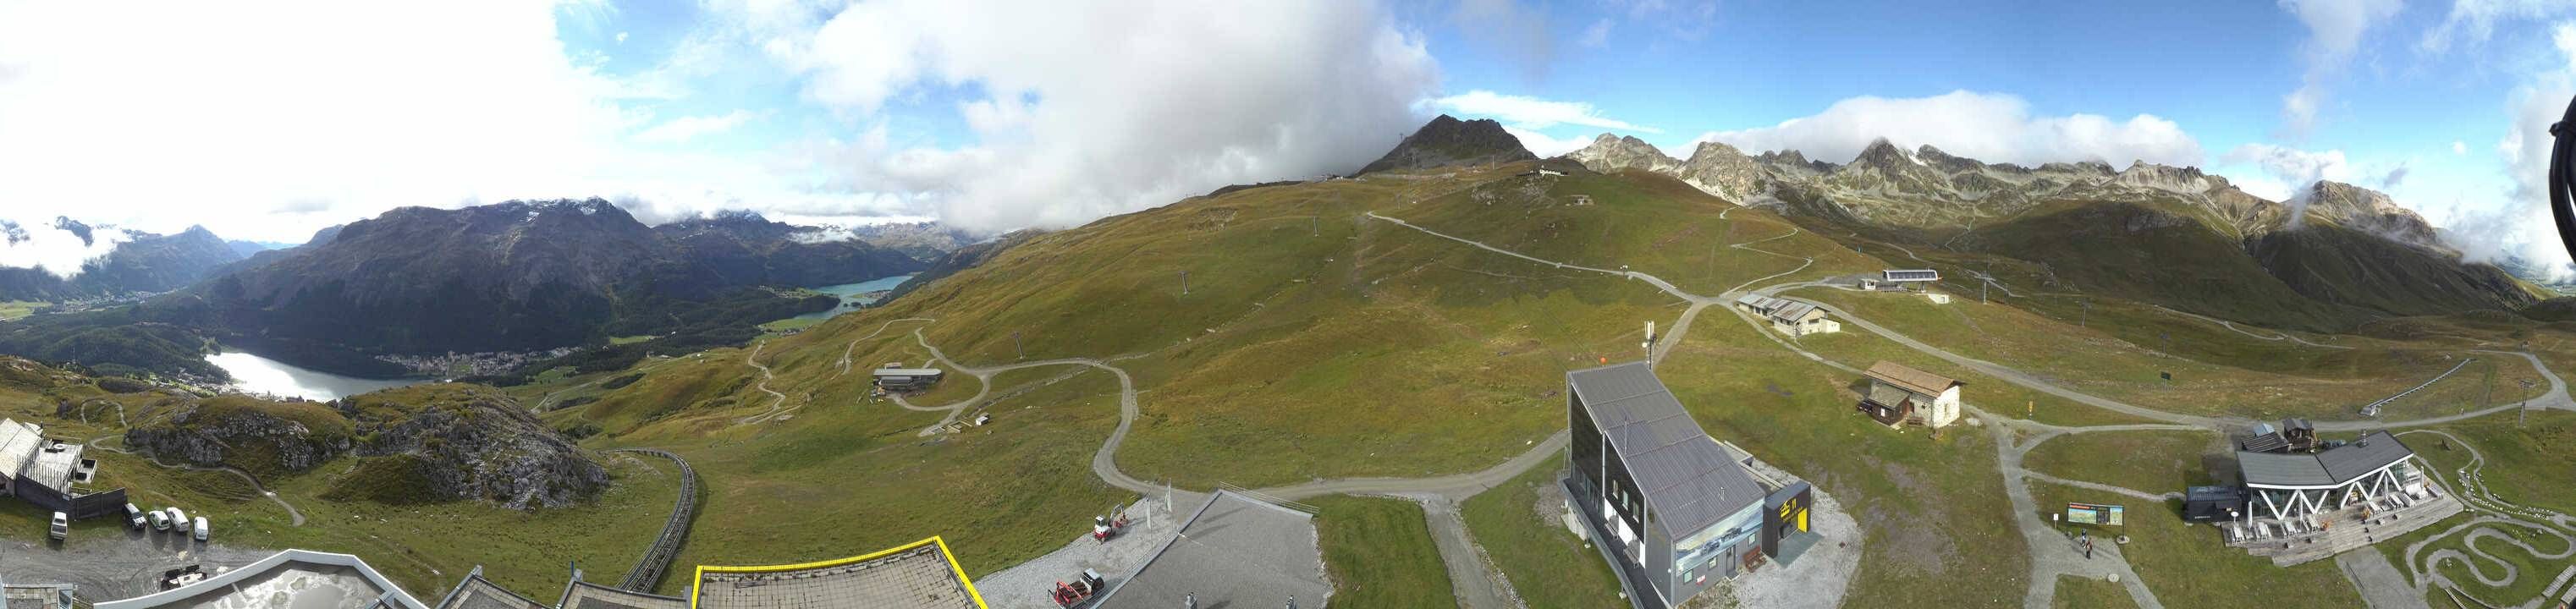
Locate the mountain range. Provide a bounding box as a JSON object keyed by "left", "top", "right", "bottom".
{"left": 0, "top": 220, "right": 243, "bottom": 301}
{"left": 0, "top": 200, "right": 930, "bottom": 378}
{"left": 1560, "top": 133, "right": 2541, "bottom": 329}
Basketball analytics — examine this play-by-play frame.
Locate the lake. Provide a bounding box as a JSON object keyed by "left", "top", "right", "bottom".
{"left": 205, "top": 351, "right": 425, "bottom": 401}
{"left": 790, "top": 273, "right": 918, "bottom": 321}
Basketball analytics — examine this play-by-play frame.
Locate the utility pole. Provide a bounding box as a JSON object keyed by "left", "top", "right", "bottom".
{"left": 1181, "top": 271, "right": 1190, "bottom": 296}
{"left": 1013, "top": 331, "right": 1024, "bottom": 360}
{"left": 2080, "top": 299, "right": 2089, "bottom": 328}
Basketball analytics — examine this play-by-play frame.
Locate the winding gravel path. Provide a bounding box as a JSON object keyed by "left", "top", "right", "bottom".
{"left": 1364, "top": 210, "right": 2576, "bottom": 609}
{"left": 86, "top": 435, "right": 305, "bottom": 527}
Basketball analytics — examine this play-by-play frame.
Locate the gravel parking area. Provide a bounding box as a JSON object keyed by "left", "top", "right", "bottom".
{"left": 976, "top": 498, "right": 1185, "bottom": 609}
{"left": 1725, "top": 455, "right": 1862, "bottom": 609}
{"left": 0, "top": 526, "right": 272, "bottom": 602}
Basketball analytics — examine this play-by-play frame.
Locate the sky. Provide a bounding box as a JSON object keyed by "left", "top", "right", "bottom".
{"left": 0, "top": 0, "right": 2571, "bottom": 277}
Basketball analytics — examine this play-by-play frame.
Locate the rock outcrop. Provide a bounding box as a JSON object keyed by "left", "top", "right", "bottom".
{"left": 124, "top": 387, "right": 606, "bottom": 510}
{"left": 124, "top": 396, "right": 355, "bottom": 476}
{"left": 340, "top": 387, "right": 607, "bottom": 510}
{"left": 1358, "top": 114, "right": 1537, "bottom": 174}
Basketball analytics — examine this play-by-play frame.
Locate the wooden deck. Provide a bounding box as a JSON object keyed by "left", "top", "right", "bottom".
{"left": 2224, "top": 491, "right": 2465, "bottom": 566}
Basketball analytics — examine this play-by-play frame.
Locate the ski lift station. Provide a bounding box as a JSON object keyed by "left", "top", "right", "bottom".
{"left": 1563, "top": 362, "right": 1816, "bottom": 609}
{"left": 1857, "top": 269, "right": 1940, "bottom": 291}
{"left": 873, "top": 365, "right": 946, "bottom": 392}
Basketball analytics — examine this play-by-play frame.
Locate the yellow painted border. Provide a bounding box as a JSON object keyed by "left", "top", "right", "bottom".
{"left": 688, "top": 535, "right": 989, "bottom": 609}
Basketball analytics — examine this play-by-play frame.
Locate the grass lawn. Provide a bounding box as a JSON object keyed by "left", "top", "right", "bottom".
{"left": 1309, "top": 495, "right": 1456, "bottom": 609}
{"left": 2051, "top": 574, "right": 2138, "bottom": 609}
{"left": 757, "top": 316, "right": 823, "bottom": 333}
{"left": 1459, "top": 454, "right": 1626, "bottom": 609}
{"left": 1792, "top": 287, "right": 2544, "bottom": 420}
{"left": 2421, "top": 519, "right": 2571, "bottom": 606}
{"left": 2028, "top": 483, "right": 2362, "bottom": 608}
{"left": 621, "top": 367, "right": 1135, "bottom": 595}
{"left": 1660, "top": 316, "right": 2031, "bottom": 607}
{"left": 0, "top": 433, "right": 680, "bottom": 598}
{"left": 1758, "top": 307, "right": 2156, "bottom": 429}
{"left": 2023, "top": 431, "right": 2226, "bottom": 497}
{"left": 0, "top": 300, "right": 41, "bottom": 321}
{"left": 608, "top": 334, "right": 658, "bottom": 345}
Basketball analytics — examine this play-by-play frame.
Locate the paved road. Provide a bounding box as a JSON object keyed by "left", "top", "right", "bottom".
{"left": 2337, "top": 549, "right": 2433, "bottom": 609}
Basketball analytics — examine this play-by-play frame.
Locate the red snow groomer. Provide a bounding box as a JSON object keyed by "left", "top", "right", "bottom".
{"left": 1050, "top": 569, "right": 1108, "bottom": 607}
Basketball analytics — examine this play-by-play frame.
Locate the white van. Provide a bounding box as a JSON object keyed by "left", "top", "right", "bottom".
{"left": 125, "top": 503, "right": 146, "bottom": 529}
{"left": 191, "top": 517, "right": 209, "bottom": 542}
{"left": 148, "top": 509, "right": 170, "bottom": 531}
{"left": 47, "top": 512, "right": 68, "bottom": 540}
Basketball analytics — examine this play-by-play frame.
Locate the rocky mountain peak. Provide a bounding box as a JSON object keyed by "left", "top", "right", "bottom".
{"left": 2298, "top": 180, "right": 2441, "bottom": 250}
{"left": 2112, "top": 162, "right": 2213, "bottom": 195}
{"left": 1357, "top": 114, "right": 1536, "bottom": 175}
{"left": 1851, "top": 138, "right": 1918, "bottom": 168}
{"left": 1563, "top": 133, "right": 1678, "bottom": 173}
{"left": 1913, "top": 145, "right": 1984, "bottom": 173}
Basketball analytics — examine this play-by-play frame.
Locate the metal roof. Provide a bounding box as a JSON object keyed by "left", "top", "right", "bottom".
{"left": 692, "top": 539, "right": 982, "bottom": 609}
{"left": 1883, "top": 269, "right": 1940, "bottom": 282}
{"left": 556, "top": 580, "right": 684, "bottom": 609}
{"left": 1864, "top": 384, "right": 1913, "bottom": 409}
{"left": 2239, "top": 431, "right": 2414, "bottom": 488}
{"left": 871, "top": 368, "right": 944, "bottom": 377}
{"left": 1094, "top": 491, "right": 1330, "bottom": 609}
{"left": 1768, "top": 301, "right": 1823, "bottom": 323}
{"left": 0, "top": 420, "right": 44, "bottom": 481}
{"left": 1567, "top": 362, "right": 1770, "bottom": 540}
{"left": 432, "top": 570, "right": 546, "bottom": 609}
{"left": 96, "top": 550, "right": 428, "bottom": 609}
{"left": 1864, "top": 361, "right": 1960, "bottom": 398}
{"left": 20, "top": 442, "right": 82, "bottom": 493}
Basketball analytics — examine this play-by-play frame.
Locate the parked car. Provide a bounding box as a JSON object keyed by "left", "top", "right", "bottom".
{"left": 191, "top": 517, "right": 208, "bottom": 542}
{"left": 149, "top": 510, "right": 170, "bottom": 531}
{"left": 126, "top": 503, "right": 146, "bottom": 529}
{"left": 165, "top": 508, "right": 186, "bottom": 532}
{"left": 47, "top": 512, "right": 68, "bottom": 540}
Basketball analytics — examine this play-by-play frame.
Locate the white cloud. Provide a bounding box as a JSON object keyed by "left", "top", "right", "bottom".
{"left": 633, "top": 111, "right": 756, "bottom": 144}
{"left": 0, "top": 221, "right": 132, "bottom": 279}
{"left": 2224, "top": 143, "right": 2354, "bottom": 189}
{"left": 2469, "top": 21, "right": 2576, "bottom": 275}
{"left": 614, "top": 31, "right": 628, "bottom": 44}
{"left": 2276, "top": 0, "right": 2403, "bottom": 138}
{"left": 1503, "top": 126, "right": 1595, "bottom": 158}
{"left": 1695, "top": 91, "right": 2204, "bottom": 168}
{"left": 779, "top": 0, "right": 1439, "bottom": 232}
{"left": 0, "top": 1, "right": 679, "bottom": 246}
{"left": 2423, "top": 0, "right": 2576, "bottom": 52}
{"left": 2454, "top": 140, "right": 2469, "bottom": 155}
{"left": 1430, "top": 91, "right": 1660, "bottom": 133}
{"left": 1579, "top": 18, "right": 1614, "bottom": 48}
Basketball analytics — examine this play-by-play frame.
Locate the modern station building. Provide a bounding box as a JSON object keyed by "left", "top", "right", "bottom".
{"left": 1564, "top": 362, "right": 1814, "bottom": 609}
{"left": 2224, "top": 430, "right": 2463, "bottom": 565}
{"left": 2237, "top": 431, "right": 2429, "bottom": 521}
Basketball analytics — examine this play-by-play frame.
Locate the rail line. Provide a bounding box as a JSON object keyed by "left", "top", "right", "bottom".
{"left": 612, "top": 448, "right": 699, "bottom": 593}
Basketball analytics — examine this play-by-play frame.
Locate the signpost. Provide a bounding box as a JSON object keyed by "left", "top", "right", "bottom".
{"left": 2066, "top": 502, "right": 2125, "bottom": 526}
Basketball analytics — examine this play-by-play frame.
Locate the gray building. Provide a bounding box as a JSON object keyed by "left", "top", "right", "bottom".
{"left": 0, "top": 418, "right": 115, "bottom": 519}
{"left": 1565, "top": 362, "right": 1809, "bottom": 609}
